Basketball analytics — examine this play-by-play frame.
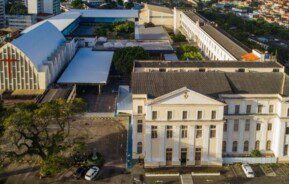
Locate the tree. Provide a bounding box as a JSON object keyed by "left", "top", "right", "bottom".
{"left": 117, "top": 0, "right": 124, "bottom": 6}
{"left": 114, "top": 21, "right": 134, "bottom": 34}
{"left": 0, "top": 100, "right": 6, "bottom": 136}
{"left": 3, "top": 98, "right": 86, "bottom": 161}
{"left": 7, "top": 2, "right": 27, "bottom": 14}
{"left": 177, "top": 44, "right": 202, "bottom": 60}
{"left": 71, "top": 0, "right": 84, "bottom": 9}
{"left": 171, "top": 33, "right": 186, "bottom": 42}
{"left": 124, "top": 2, "right": 134, "bottom": 9}
{"left": 113, "top": 46, "right": 150, "bottom": 75}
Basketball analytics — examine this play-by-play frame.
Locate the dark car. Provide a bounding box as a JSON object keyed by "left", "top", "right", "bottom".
{"left": 75, "top": 166, "right": 89, "bottom": 180}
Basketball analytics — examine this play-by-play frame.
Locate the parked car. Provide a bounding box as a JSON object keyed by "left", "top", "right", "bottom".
{"left": 85, "top": 166, "right": 100, "bottom": 181}
{"left": 241, "top": 163, "right": 255, "bottom": 178}
{"left": 75, "top": 166, "right": 89, "bottom": 180}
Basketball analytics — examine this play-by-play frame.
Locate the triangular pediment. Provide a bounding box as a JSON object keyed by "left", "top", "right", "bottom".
{"left": 147, "top": 87, "right": 224, "bottom": 106}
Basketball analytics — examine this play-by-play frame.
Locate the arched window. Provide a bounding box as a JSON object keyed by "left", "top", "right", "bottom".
{"left": 244, "top": 141, "right": 249, "bottom": 152}
{"left": 232, "top": 141, "right": 238, "bottom": 152}
{"left": 137, "top": 142, "right": 142, "bottom": 154}
{"left": 222, "top": 141, "right": 226, "bottom": 153}
{"left": 255, "top": 140, "right": 260, "bottom": 150}
{"left": 266, "top": 140, "right": 271, "bottom": 151}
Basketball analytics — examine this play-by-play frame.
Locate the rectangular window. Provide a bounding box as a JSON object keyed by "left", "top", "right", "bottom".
{"left": 167, "top": 111, "right": 172, "bottom": 120}
{"left": 152, "top": 111, "right": 157, "bottom": 120}
{"left": 137, "top": 120, "right": 143, "bottom": 133}
{"left": 269, "top": 105, "right": 274, "bottom": 113}
{"left": 258, "top": 105, "right": 263, "bottom": 114}
{"left": 287, "top": 108, "right": 289, "bottom": 117}
{"left": 182, "top": 111, "right": 188, "bottom": 120}
{"left": 256, "top": 123, "right": 261, "bottom": 131}
{"left": 268, "top": 123, "right": 272, "bottom": 131}
{"left": 245, "top": 119, "right": 250, "bottom": 131}
{"left": 286, "top": 127, "right": 289, "bottom": 134}
{"left": 197, "top": 111, "right": 202, "bottom": 120}
{"left": 181, "top": 125, "right": 188, "bottom": 138}
{"left": 151, "top": 126, "right": 158, "bottom": 138}
{"left": 284, "top": 145, "right": 288, "bottom": 156}
{"left": 235, "top": 105, "right": 240, "bottom": 114}
{"left": 224, "top": 106, "right": 228, "bottom": 114}
{"left": 234, "top": 119, "right": 239, "bottom": 132}
{"left": 211, "top": 110, "right": 216, "bottom": 120}
{"left": 223, "top": 121, "right": 227, "bottom": 132}
{"left": 166, "top": 126, "right": 173, "bottom": 139}
{"left": 196, "top": 125, "right": 202, "bottom": 138}
{"left": 210, "top": 125, "right": 216, "bottom": 138}
{"left": 137, "top": 106, "right": 143, "bottom": 114}
{"left": 246, "top": 105, "right": 251, "bottom": 114}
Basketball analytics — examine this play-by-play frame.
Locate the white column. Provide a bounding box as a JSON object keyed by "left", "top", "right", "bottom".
{"left": 272, "top": 118, "right": 285, "bottom": 157}
{"left": 187, "top": 125, "right": 195, "bottom": 165}
{"left": 227, "top": 119, "right": 233, "bottom": 153}
{"left": 216, "top": 123, "right": 223, "bottom": 163}
{"left": 249, "top": 120, "right": 256, "bottom": 151}
{"left": 144, "top": 124, "right": 152, "bottom": 163}
{"left": 238, "top": 120, "right": 245, "bottom": 153}
{"left": 260, "top": 122, "right": 268, "bottom": 151}
{"left": 172, "top": 125, "right": 180, "bottom": 165}
{"left": 159, "top": 125, "right": 166, "bottom": 165}
{"left": 202, "top": 125, "right": 210, "bottom": 164}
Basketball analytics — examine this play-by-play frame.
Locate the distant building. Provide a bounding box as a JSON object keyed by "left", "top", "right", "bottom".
{"left": 5, "top": 14, "right": 37, "bottom": 30}
{"left": 28, "top": 0, "right": 60, "bottom": 15}
{"left": 0, "top": 0, "right": 5, "bottom": 28}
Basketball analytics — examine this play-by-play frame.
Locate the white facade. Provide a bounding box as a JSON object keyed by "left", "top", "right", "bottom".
{"left": 131, "top": 62, "right": 289, "bottom": 167}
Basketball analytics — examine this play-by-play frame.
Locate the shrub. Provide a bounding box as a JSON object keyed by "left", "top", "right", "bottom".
{"left": 114, "top": 21, "right": 134, "bottom": 34}
{"left": 177, "top": 44, "right": 202, "bottom": 60}
{"left": 144, "top": 22, "right": 155, "bottom": 28}
{"left": 40, "top": 155, "right": 72, "bottom": 177}
{"left": 171, "top": 33, "right": 186, "bottom": 42}
{"left": 250, "top": 150, "right": 262, "bottom": 157}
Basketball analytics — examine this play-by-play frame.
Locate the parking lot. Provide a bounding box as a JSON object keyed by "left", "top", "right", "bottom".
{"left": 144, "top": 164, "right": 289, "bottom": 184}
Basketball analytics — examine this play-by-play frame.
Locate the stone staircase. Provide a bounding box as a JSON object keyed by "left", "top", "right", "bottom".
{"left": 181, "top": 174, "right": 194, "bottom": 184}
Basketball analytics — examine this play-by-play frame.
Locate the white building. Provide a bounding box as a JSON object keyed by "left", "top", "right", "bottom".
{"left": 0, "top": 21, "right": 77, "bottom": 90}
{"left": 129, "top": 60, "right": 289, "bottom": 167}
{"left": 5, "top": 14, "right": 37, "bottom": 31}
{"left": 28, "top": 0, "right": 60, "bottom": 15}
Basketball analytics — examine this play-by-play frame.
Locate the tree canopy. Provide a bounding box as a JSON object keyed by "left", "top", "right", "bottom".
{"left": 6, "top": 2, "right": 27, "bottom": 15}
{"left": 3, "top": 98, "right": 86, "bottom": 161}
{"left": 71, "top": 0, "right": 84, "bottom": 9}
{"left": 113, "top": 46, "right": 150, "bottom": 75}
{"left": 177, "top": 44, "right": 202, "bottom": 60}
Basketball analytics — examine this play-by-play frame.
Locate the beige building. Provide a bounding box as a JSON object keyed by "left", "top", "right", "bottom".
{"left": 139, "top": 4, "right": 174, "bottom": 30}
{"left": 130, "top": 60, "right": 289, "bottom": 167}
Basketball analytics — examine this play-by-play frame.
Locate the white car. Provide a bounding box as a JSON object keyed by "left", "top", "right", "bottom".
{"left": 84, "top": 166, "right": 100, "bottom": 181}
{"left": 241, "top": 163, "right": 255, "bottom": 178}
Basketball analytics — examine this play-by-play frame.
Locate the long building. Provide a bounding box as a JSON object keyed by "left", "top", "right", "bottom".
{"left": 139, "top": 4, "right": 270, "bottom": 62}
{"left": 130, "top": 60, "right": 289, "bottom": 167}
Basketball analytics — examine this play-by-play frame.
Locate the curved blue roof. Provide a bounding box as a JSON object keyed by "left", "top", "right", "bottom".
{"left": 12, "top": 21, "right": 66, "bottom": 71}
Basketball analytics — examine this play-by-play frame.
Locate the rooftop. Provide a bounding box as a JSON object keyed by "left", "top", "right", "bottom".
{"left": 134, "top": 60, "right": 283, "bottom": 68}
{"left": 132, "top": 71, "right": 289, "bottom": 98}
{"left": 137, "top": 26, "right": 170, "bottom": 40}
{"left": 12, "top": 22, "right": 66, "bottom": 71}
{"left": 184, "top": 11, "right": 250, "bottom": 60}
{"left": 57, "top": 49, "right": 114, "bottom": 84}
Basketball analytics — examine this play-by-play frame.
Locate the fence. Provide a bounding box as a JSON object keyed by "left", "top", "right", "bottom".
{"left": 223, "top": 157, "right": 277, "bottom": 164}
